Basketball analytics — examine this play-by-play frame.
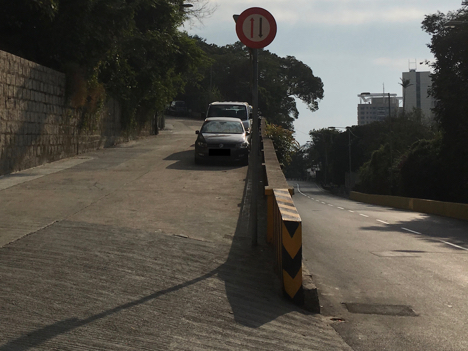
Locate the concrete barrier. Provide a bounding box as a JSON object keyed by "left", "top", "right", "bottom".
{"left": 350, "top": 191, "right": 468, "bottom": 221}
{"left": 261, "top": 120, "right": 319, "bottom": 311}
{"left": 272, "top": 189, "right": 303, "bottom": 304}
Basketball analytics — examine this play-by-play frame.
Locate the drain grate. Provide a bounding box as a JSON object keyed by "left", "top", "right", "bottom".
{"left": 343, "top": 303, "right": 418, "bottom": 316}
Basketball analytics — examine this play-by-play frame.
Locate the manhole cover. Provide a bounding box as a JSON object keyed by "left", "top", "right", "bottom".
{"left": 343, "top": 303, "right": 418, "bottom": 316}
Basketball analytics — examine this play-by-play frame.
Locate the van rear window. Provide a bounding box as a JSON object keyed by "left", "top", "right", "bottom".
{"left": 208, "top": 105, "right": 248, "bottom": 120}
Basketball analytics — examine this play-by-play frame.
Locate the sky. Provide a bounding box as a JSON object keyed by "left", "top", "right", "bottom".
{"left": 185, "top": 0, "right": 463, "bottom": 145}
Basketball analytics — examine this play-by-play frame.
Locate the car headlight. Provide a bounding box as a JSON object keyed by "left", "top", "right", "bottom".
{"left": 196, "top": 136, "right": 207, "bottom": 148}
{"left": 236, "top": 141, "right": 249, "bottom": 149}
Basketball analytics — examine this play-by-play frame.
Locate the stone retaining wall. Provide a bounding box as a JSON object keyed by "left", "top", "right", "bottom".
{"left": 0, "top": 50, "right": 146, "bottom": 176}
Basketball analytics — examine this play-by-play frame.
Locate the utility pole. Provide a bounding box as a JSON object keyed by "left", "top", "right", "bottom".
{"left": 348, "top": 127, "right": 352, "bottom": 189}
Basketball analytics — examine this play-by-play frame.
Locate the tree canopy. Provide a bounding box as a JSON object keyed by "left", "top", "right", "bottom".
{"left": 182, "top": 38, "right": 324, "bottom": 130}
{"left": 303, "top": 112, "right": 435, "bottom": 195}
{"left": 422, "top": 8, "right": 468, "bottom": 201}
{"left": 284, "top": 5, "right": 468, "bottom": 203}
{"left": 0, "top": 0, "right": 208, "bottom": 131}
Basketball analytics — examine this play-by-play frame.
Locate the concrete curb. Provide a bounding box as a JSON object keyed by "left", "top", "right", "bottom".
{"left": 350, "top": 191, "right": 468, "bottom": 222}
{"left": 302, "top": 265, "right": 321, "bottom": 314}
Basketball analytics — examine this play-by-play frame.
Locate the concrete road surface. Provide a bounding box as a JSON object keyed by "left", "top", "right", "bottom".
{"left": 0, "top": 117, "right": 352, "bottom": 350}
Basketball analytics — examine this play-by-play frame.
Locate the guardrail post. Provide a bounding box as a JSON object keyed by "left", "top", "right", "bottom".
{"left": 274, "top": 189, "right": 303, "bottom": 305}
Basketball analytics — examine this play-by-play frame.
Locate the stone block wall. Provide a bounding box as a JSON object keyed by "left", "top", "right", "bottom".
{"left": 0, "top": 50, "right": 133, "bottom": 176}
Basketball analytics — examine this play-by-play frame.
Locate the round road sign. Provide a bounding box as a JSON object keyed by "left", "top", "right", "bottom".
{"left": 235, "top": 7, "right": 277, "bottom": 49}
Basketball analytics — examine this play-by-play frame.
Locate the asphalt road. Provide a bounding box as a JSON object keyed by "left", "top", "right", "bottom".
{"left": 291, "top": 180, "right": 468, "bottom": 351}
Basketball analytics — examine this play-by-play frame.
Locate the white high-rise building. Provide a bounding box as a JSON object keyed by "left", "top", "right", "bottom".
{"left": 402, "top": 70, "right": 435, "bottom": 119}
{"left": 357, "top": 93, "right": 401, "bottom": 126}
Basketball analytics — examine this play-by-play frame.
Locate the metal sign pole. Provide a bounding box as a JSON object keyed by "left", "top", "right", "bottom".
{"left": 250, "top": 48, "right": 259, "bottom": 246}
{"left": 235, "top": 7, "right": 276, "bottom": 247}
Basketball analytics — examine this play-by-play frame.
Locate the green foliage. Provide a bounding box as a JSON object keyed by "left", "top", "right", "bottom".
{"left": 0, "top": 0, "right": 207, "bottom": 134}
{"left": 264, "top": 123, "right": 299, "bottom": 167}
{"left": 62, "top": 63, "right": 106, "bottom": 132}
{"left": 422, "top": 8, "right": 468, "bottom": 202}
{"left": 307, "top": 114, "right": 435, "bottom": 194}
{"left": 398, "top": 138, "right": 445, "bottom": 200}
{"left": 182, "top": 38, "right": 324, "bottom": 130}
{"left": 283, "top": 148, "right": 311, "bottom": 179}
{"left": 308, "top": 128, "right": 340, "bottom": 184}
{"left": 357, "top": 143, "right": 393, "bottom": 195}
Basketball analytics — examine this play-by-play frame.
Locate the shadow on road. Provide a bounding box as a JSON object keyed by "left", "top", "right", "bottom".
{"left": 359, "top": 214, "right": 468, "bottom": 251}
{"left": 218, "top": 166, "right": 307, "bottom": 328}
{"left": 1, "top": 160, "right": 305, "bottom": 351}
{"left": 164, "top": 149, "right": 246, "bottom": 171}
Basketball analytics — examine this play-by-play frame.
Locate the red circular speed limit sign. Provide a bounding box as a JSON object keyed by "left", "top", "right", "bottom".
{"left": 235, "top": 7, "right": 277, "bottom": 49}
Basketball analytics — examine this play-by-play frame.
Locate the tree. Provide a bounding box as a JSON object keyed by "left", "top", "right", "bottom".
{"left": 264, "top": 123, "right": 299, "bottom": 167}
{"left": 422, "top": 8, "right": 468, "bottom": 202}
{"left": 398, "top": 137, "right": 445, "bottom": 200}
{"left": 0, "top": 0, "right": 208, "bottom": 133}
{"left": 183, "top": 39, "right": 324, "bottom": 130}
{"left": 283, "top": 146, "right": 312, "bottom": 180}
{"left": 0, "top": 0, "right": 58, "bottom": 62}
{"left": 306, "top": 114, "right": 435, "bottom": 194}
{"left": 399, "top": 77, "right": 413, "bottom": 116}
{"left": 258, "top": 53, "right": 324, "bottom": 130}
{"left": 308, "top": 128, "right": 339, "bottom": 185}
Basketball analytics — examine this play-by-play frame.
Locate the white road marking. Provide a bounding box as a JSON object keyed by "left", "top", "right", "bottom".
{"left": 294, "top": 182, "right": 468, "bottom": 252}
{"left": 400, "top": 227, "right": 468, "bottom": 251}
{"left": 402, "top": 227, "right": 421, "bottom": 235}
{"left": 439, "top": 240, "right": 468, "bottom": 251}
{"left": 296, "top": 184, "right": 304, "bottom": 195}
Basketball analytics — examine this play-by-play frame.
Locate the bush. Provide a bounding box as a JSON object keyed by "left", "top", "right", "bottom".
{"left": 398, "top": 138, "right": 444, "bottom": 200}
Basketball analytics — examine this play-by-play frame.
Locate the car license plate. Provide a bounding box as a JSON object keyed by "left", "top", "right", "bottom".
{"left": 209, "top": 149, "right": 230, "bottom": 156}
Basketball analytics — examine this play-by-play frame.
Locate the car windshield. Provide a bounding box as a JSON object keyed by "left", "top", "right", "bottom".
{"left": 208, "top": 105, "right": 248, "bottom": 120}
{"left": 201, "top": 121, "right": 244, "bottom": 134}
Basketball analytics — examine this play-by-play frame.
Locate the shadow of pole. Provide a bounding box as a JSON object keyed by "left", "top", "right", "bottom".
{"left": 0, "top": 270, "right": 218, "bottom": 351}
{"left": 217, "top": 165, "right": 306, "bottom": 328}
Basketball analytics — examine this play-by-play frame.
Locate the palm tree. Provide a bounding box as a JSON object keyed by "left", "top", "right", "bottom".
{"left": 399, "top": 78, "right": 413, "bottom": 116}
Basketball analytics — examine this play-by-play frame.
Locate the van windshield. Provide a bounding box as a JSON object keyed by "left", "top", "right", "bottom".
{"left": 201, "top": 121, "right": 244, "bottom": 134}
{"left": 207, "top": 105, "right": 248, "bottom": 120}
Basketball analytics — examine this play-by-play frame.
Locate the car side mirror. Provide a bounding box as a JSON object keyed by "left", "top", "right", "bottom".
{"left": 195, "top": 130, "right": 199, "bottom": 134}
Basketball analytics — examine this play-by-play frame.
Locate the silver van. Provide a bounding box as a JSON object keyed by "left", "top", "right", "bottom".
{"left": 206, "top": 102, "right": 252, "bottom": 133}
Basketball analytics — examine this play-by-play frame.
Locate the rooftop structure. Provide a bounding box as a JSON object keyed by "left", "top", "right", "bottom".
{"left": 357, "top": 92, "right": 402, "bottom": 125}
